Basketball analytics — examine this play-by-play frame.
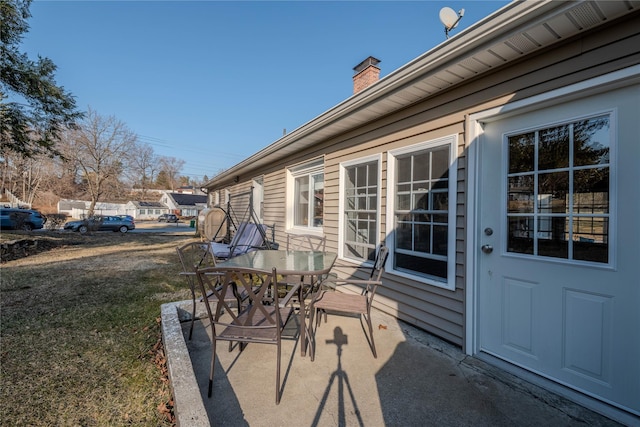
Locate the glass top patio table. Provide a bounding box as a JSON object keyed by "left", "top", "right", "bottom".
{"left": 221, "top": 250, "right": 337, "bottom": 276}
{"left": 221, "top": 249, "right": 337, "bottom": 357}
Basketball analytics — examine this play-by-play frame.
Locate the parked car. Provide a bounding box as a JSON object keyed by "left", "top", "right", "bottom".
{"left": 157, "top": 213, "right": 179, "bottom": 223}
{"left": 63, "top": 215, "right": 135, "bottom": 234}
{"left": 0, "top": 208, "right": 47, "bottom": 231}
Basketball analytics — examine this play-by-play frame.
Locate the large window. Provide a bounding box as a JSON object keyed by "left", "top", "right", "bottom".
{"left": 288, "top": 159, "right": 324, "bottom": 231}
{"left": 388, "top": 136, "right": 456, "bottom": 289}
{"left": 506, "top": 114, "right": 610, "bottom": 264}
{"left": 340, "top": 156, "right": 380, "bottom": 262}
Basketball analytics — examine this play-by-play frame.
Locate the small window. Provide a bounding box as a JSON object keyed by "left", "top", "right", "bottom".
{"left": 210, "top": 191, "right": 220, "bottom": 207}
{"left": 340, "top": 155, "right": 380, "bottom": 262}
{"left": 287, "top": 159, "right": 324, "bottom": 231}
{"left": 253, "top": 177, "right": 264, "bottom": 222}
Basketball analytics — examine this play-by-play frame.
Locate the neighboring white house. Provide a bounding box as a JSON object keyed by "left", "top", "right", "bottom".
{"left": 125, "top": 201, "right": 169, "bottom": 220}
{"left": 57, "top": 200, "right": 87, "bottom": 217}
{"left": 173, "top": 186, "right": 206, "bottom": 195}
{"left": 58, "top": 199, "right": 171, "bottom": 220}
{"left": 58, "top": 200, "right": 132, "bottom": 219}
{"left": 160, "top": 192, "right": 207, "bottom": 217}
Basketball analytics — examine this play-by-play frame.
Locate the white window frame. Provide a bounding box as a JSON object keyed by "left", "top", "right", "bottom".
{"left": 338, "top": 154, "right": 382, "bottom": 263}
{"left": 252, "top": 176, "right": 264, "bottom": 222}
{"left": 210, "top": 191, "right": 220, "bottom": 207}
{"left": 386, "top": 135, "right": 458, "bottom": 291}
{"left": 223, "top": 189, "right": 230, "bottom": 206}
{"left": 286, "top": 158, "right": 324, "bottom": 234}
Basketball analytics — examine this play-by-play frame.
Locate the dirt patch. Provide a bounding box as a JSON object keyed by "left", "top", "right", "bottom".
{"left": 0, "top": 237, "right": 66, "bottom": 263}
{"left": 0, "top": 233, "right": 76, "bottom": 262}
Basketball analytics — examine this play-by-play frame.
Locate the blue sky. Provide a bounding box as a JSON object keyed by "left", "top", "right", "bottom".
{"left": 21, "top": 0, "right": 509, "bottom": 181}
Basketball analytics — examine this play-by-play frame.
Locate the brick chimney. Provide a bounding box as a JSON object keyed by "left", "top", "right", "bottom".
{"left": 353, "top": 56, "right": 381, "bottom": 94}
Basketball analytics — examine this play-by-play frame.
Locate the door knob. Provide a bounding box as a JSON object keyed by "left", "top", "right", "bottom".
{"left": 481, "top": 244, "right": 493, "bottom": 254}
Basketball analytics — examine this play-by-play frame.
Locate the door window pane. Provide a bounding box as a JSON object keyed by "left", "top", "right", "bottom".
{"left": 537, "top": 216, "right": 569, "bottom": 259}
{"left": 508, "top": 175, "right": 534, "bottom": 213}
{"left": 508, "top": 216, "right": 534, "bottom": 254}
{"left": 508, "top": 132, "right": 535, "bottom": 173}
{"left": 505, "top": 115, "right": 610, "bottom": 263}
{"left": 538, "top": 124, "right": 570, "bottom": 170}
{"left": 573, "top": 217, "right": 608, "bottom": 263}
{"left": 537, "top": 171, "right": 569, "bottom": 213}
{"left": 574, "top": 116, "right": 610, "bottom": 166}
{"left": 574, "top": 168, "right": 609, "bottom": 213}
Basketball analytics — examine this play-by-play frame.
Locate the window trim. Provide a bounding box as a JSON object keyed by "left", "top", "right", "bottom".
{"left": 286, "top": 158, "right": 324, "bottom": 234}
{"left": 386, "top": 135, "right": 458, "bottom": 291}
{"left": 338, "top": 154, "right": 382, "bottom": 264}
{"left": 252, "top": 176, "right": 264, "bottom": 222}
{"left": 210, "top": 191, "right": 220, "bottom": 207}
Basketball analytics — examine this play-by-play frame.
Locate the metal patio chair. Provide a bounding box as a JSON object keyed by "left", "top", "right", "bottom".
{"left": 280, "top": 233, "right": 328, "bottom": 320}
{"left": 281, "top": 232, "right": 328, "bottom": 293}
{"left": 196, "top": 266, "right": 301, "bottom": 404}
{"left": 310, "top": 244, "right": 389, "bottom": 359}
{"left": 176, "top": 241, "right": 243, "bottom": 340}
{"left": 285, "top": 233, "right": 327, "bottom": 252}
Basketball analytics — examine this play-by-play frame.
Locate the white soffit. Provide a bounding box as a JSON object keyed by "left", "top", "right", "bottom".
{"left": 209, "top": 0, "right": 639, "bottom": 184}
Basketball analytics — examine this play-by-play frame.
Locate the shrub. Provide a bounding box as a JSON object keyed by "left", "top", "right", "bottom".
{"left": 44, "top": 213, "right": 68, "bottom": 230}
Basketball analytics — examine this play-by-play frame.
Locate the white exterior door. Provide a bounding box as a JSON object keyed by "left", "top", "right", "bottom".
{"left": 475, "top": 84, "right": 639, "bottom": 416}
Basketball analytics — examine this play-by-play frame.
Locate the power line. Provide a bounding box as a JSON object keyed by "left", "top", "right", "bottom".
{"left": 136, "top": 134, "right": 247, "bottom": 161}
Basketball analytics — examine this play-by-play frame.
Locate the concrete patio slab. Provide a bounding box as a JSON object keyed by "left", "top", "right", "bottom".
{"left": 162, "top": 300, "right": 623, "bottom": 426}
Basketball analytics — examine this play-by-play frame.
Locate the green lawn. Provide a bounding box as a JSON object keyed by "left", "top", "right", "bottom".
{"left": 1, "top": 232, "right": 196, "bottom": 426}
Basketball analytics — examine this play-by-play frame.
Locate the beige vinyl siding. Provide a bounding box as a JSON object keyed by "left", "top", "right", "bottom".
{"left": 322, "top": 160, "right": 339, "bottom": 252}
{"left": 263, "top": 169, "right": 286, "bottom": 243}
{"left": 224, "top": 182, "right": 252, "bottom": 226}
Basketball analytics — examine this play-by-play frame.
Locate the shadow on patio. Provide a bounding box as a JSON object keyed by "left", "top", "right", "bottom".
{"left": 162, "top": 300, "right": 621, "bottom": 426}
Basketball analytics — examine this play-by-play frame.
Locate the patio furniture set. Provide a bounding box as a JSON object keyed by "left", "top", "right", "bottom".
{"left": 176, "top": 227, "right": 389, "bottom": 404}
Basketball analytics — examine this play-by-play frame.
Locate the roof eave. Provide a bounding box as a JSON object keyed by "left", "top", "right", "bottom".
{"left": 204, "top": 0, "right": 634, "bottom": 188}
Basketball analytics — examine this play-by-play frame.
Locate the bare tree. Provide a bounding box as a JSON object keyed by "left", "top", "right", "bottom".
{"left": 0, "top": 148, "right": 45, "bottom": 206}
{"left": 38, "top": 153, "right": 81, "bottom": 200}
{"left": 15, "top": 155, "right": 45, "bottom": 206}
{"left": 158, "top": 156, "right": 184, "bottom": 191}
{"left": 60, "top": 108, "right": 136, "bottom": 216}
{"left": 125, "top": 143, "right": 159, "bottom": 196}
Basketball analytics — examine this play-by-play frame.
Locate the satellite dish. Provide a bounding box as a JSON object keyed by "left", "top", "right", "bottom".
{"left": 439, "top": 7, "right": 459, "bottom": 29}
{"left": 439, "top": 7, "right": 465, "bottom": 38}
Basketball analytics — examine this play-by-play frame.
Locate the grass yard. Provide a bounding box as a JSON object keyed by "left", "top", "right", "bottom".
{"left": 1, "top": 231, "right": 197, "bottom": 426}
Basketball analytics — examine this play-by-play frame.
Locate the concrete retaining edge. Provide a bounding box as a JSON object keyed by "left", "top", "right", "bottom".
{"left": 160, "top": 300, "right": 209, "bottom": 427}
